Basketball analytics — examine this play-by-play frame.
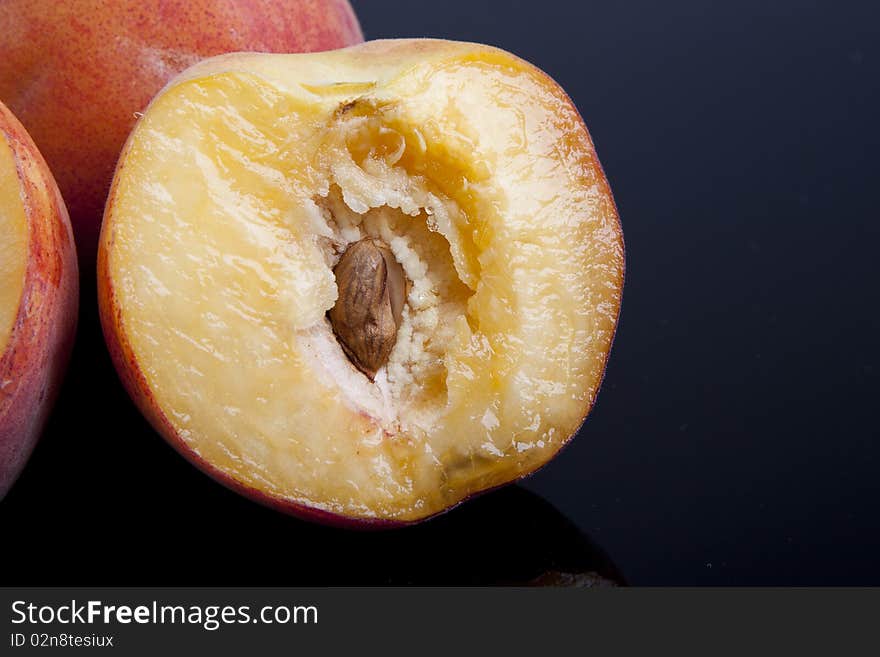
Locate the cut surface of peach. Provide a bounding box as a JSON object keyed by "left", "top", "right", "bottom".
{"left": 100, "top": 40, "right": 624, "bottom": 523}
{"left": 0, "top": 131, "right": 28, "bottom": 354}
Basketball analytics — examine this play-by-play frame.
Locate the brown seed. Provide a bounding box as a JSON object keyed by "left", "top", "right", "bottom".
{"left": 328, "top": 238, "right": 406, "bottom": 379}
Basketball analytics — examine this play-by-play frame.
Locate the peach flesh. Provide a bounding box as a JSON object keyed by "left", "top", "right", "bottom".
{"left": 0, "top": 133, "right": 28, "bottom": 356}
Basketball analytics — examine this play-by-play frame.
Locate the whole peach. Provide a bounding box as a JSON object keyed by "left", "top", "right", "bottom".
{"left": 0, "top": 0, "right": 362, "bottom": 267}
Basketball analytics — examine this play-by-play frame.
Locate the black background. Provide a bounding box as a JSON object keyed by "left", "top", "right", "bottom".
{"left": 2, "top": 0, "right": 878, "bottom": 585}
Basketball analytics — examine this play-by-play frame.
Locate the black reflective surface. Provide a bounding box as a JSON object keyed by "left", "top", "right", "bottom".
{"left": 3, "top": 429, "right": 623, "bottom": 586}
{"left": 1, "top": 0, "right": 878, "bottom": 585}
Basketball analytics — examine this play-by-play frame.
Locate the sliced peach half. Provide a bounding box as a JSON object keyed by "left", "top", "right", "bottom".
{"left": 98, "top": 39, "right": 624, "bottom": 525}
{"left": 0, "top": 100, "right": 78, "bottom": 499}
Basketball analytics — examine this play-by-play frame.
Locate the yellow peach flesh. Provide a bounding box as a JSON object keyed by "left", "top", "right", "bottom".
{"left": 103, "top": 41, "right": 624, "bottom": 521}
{"left": 0, "top": 133, "right": 27, "bottom": 355}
